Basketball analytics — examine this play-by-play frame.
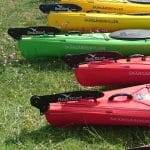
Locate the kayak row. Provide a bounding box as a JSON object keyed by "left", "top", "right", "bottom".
{"left": 38, "top": 1, "right": 150, "bottom": 32}
{"left": 29, "top": 52, "right": 150, "bottom": 127}
{"left": 7, "top": 1, "right": 150, "bottom": 128}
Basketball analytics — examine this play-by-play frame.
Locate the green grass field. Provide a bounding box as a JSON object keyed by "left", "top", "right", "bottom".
{"left": 0, "top": 0, "right": 150, "bottom": 149}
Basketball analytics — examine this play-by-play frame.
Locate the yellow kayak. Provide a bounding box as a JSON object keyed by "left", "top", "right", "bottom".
{"left": 59, "top": 0, "right": 150, "bottom": 14}
{"left": 48, "top": 12, "right": 150, "bottom": 32}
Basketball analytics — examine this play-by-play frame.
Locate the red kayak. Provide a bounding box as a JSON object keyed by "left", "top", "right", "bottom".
{"left": 31, "top": 84, "right": 150, "bottom": 126}
{"left": 65, "top": 53, "right": 150, "bottom": 86}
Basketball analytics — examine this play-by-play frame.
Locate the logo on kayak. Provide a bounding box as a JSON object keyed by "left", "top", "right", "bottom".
{"left": 54, "top": 4, "right": 71, "bottom": 11}
{"left": 136, "top": 93, "right": 143, "bottom": 100}
{"left": 85, "top": 18, "right": 119, "bottom": 24}
{"left": 93, "top": 6, "right": 123, "bottom": 11}
{"left": 110, "top": 117, "right": 150, "bottom": 124}
{"left": 58, "top": 94, "right": 82, "bottom": 102}
{"left": 85, "top": 54, "right": 105, "bottom": 61}
{"left": 65, "top": 44, "right": 106, "bottom": 51}
{"left": 136, "top": 93, "right": 150, "bottom": 101}
{"left": 27, "top": 28, "right": 47, "bottom": 35}
{"left": 129, "top": 71, "right": 150, "bottom": 76}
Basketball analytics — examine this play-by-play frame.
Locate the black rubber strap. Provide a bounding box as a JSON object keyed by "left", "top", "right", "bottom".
{"left": 8, "top": 26, "right": 61, "bottom": 40}
{"left": 30, "top": 91, "right": 104, "bottom": 114}
{"left": 108, "top": 93, "right": 133, "bottom": 101}
{"left": 39, "top": 4, "right": 82, "bottom": 13}
{"left": 64, "top": 52, "right": 124, "bottom": 68}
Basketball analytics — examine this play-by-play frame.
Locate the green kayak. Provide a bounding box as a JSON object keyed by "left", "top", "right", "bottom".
{"left": 8, "top": 27, "right": 150, "bottom": 59}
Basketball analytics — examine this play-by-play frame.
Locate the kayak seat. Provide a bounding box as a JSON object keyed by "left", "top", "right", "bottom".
{"left": 110, "top": 29, "right": 150, "bottom": 40}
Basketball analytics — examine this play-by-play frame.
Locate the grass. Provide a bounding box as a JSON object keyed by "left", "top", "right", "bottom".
{"left": 0, "top": 0, "right": 150, "bottom": 149}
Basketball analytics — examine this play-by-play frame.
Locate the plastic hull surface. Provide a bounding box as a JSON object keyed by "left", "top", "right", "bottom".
{"left": 48, "top": 12, "right": 150, "bottom": 32}
{"left": 60, "top": 0, "right": 150, "bottom": 14}
{"left": 75, "top": 57, "right": 150, "bottom": 86}
{"left": 45, "top": 84, "right": 150, "bottom": 126}
{"left": 18, "top": 33, "right": 150, "bottom": 59}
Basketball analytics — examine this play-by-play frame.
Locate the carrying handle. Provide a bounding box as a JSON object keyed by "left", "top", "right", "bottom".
{"left": 65, "top": 31, "right": 81, "bottom": 36}
{"left": 8, "top": 26, "right": 61, "bottom": 40}
{"left": 108, "top": 93, "right": 133, "bottom": 101}
{"left": 127, "top": 54, "right": 146, "bottom": 61}
{"left": 30, "top": 90, "right": 104, "bottom": 114}
{"left": 30, "top": 95, "right": 49, "bottom": 115}
{"left": 39, "top": 4, "right": 82, "bottom": 13}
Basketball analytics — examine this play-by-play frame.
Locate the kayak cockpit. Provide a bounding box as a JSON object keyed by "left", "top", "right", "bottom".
{"left": 110, "top": 29, "right": 150, "bottom": 40}
{"left": 128, "top": 0, "right": 150, "bottom": 4}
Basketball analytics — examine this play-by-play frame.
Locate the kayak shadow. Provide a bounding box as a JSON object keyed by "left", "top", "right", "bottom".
{"left": 5, "top": 124, "right": 149, "bottom": 148}
{"left": 12, "top": 57, "right": 70, "bottom": 72}
{"left": 10, "top": 58, "right": 142, "bottom": 91}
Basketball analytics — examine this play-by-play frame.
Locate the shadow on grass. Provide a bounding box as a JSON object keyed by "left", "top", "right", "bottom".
{"left": 12, "top": 57, "right": 70, "bottom": 72}
{"left": 5, "top": 124, "right": 150, "bottom": 148}
{"left": 9, "top": 58, "right": 142, "bottom": 91}
{"left": 0, "top": 65, "right": 5, "bottom": 74}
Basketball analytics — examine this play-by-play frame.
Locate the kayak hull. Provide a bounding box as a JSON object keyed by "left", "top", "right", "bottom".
{"left": 48, "top": 12, "right": 150, "bottom": 32}
{"left": 60, "top": 0, "right": 150, "bottom": 14}
{"left": 17, "top": 33, "right": 150, "bottom": 59}
{"left": 75, "top": 57, "right": 150, "bottom": 86}
{"left": 45, "top": 84, "right": 150, "bottom": 126}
